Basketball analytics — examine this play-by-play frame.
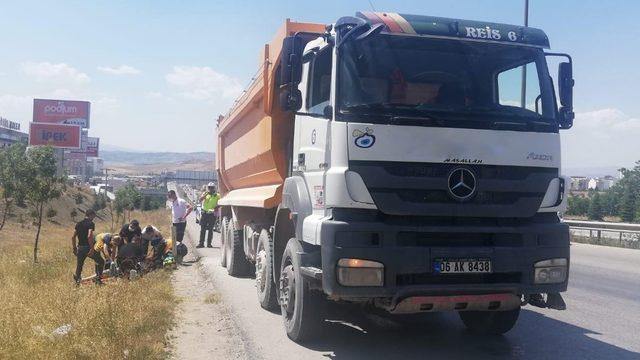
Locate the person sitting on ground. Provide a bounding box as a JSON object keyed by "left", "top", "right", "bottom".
{"left": 72, "top": 209, "right": 104, "bottom": 285}
{"left": 119, "top": 219, "right": 142, "bottom": 245}
{"left": 147, "top": 235, "right": 174, "bottom": 270}
{"left": 117, "top": 237, "right": 144, "bottom": 279}
{"left": 141, "top": 224, "right": 162, "bottom": 258}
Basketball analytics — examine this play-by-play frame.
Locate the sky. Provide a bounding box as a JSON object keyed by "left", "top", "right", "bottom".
{"left": 0, "top": 0, "right": 639, "bottom": 172}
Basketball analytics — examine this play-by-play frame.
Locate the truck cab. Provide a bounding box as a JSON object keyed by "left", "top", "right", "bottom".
{"left": 217, "top": 12, "right": 574, "bottom": 342}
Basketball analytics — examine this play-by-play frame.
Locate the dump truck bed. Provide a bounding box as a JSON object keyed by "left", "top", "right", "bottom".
{"left": 216, "top": 20, "right": 325, "bottom": 209}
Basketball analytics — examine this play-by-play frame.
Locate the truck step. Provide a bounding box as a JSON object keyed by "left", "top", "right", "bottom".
{"left": 300, "top": 266, "right": 323, "bottom": 280}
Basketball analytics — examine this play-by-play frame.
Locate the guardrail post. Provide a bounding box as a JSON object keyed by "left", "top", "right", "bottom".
{"left": 597, "top": 230, "right": 601, "bottom": 243}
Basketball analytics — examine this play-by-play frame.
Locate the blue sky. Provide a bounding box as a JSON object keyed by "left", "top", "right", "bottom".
{"left": 0, "top": 0, "right": 639, "bottom": 171}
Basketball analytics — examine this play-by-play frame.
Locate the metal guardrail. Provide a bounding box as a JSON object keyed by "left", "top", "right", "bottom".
{"left": 564, "top": 219, "right": 640, "bottom": 245}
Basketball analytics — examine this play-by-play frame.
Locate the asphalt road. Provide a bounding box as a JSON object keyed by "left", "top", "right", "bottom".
{"left": 183, "top": 219, "right": 640, "bottom": 360}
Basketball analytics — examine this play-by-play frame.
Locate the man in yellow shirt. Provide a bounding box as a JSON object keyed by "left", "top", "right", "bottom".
{"left": 198, "top": 182, "right": 220, "bottom": 248}
{"left": 94, "top": 233, "right": 121, "bottom": 275}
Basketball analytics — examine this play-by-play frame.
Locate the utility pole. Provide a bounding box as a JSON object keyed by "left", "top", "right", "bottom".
{"left": 520, "top": 0, "right": 529, "bottom": 108}
{"left": 104, "top": 168, "right": 114, "bottom": 195}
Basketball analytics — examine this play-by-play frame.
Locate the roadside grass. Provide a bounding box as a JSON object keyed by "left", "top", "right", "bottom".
{"left": 203, "top": 292, "right": 220, "bottom": 304}
{"left": 0, "top": 208, "right": 176, "bottom": 359}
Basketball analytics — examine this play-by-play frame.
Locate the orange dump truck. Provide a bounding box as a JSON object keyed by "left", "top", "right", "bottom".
{"left": 217, "top": 19, "right": 324, "bottom": 208}
{"left": 216, "top": 13, "right": 574, "bottom": 342}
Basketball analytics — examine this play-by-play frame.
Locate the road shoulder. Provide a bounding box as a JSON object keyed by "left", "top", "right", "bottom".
{"left": 169, "top": 238, "right": 250, "bottom": 359}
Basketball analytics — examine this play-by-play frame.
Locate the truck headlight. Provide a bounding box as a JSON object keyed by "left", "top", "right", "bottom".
{"left": 534, "top": 258, "right": 568, "bottom": 284}
{"left": 337, "top": 258, "right": 384, "bottom": 287}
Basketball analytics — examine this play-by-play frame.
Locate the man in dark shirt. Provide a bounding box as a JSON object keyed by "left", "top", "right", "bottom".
{"left": 119, "top": 219, "right": 142, "bottom": 244}
{"left": 71, "top": 209, "right": 103, "bottom": 285}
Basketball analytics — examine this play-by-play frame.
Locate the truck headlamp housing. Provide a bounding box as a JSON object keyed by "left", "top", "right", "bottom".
{"left": 534, "top": 258, "right": 568, "bottom": 284}
{"left": 337, "top": 258, "right": 384, "bottom": 287}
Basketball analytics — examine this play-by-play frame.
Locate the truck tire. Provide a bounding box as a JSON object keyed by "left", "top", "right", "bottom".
{"left": 279, "top": 238, "right": 324, "bottom": 342}
{"left": 219, "top": 217, "right": 229, "bottom": 268}
{"left": 255, "top": 229, "right": 278, "bottom": 310}
{"left": 226, "top": 222, "right": 251, "bottom": 277}
{"left": 458, "top": 307, "right": 521, "bottom": 335}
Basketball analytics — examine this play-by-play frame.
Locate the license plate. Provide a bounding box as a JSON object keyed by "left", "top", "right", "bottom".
{"left": 434, "top": 259, "right": 492, "bottom": 274}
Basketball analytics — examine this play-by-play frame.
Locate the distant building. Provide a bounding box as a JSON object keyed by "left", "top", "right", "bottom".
{"left": 87, "top": 157, "right": 104, "bottom": 176}
{"left": 586, "top": 176, "right": 618, "bottom": 191}
{"left": 0, "top": 117, "right": 28, "bottom": 149}
{"left": 570, "top": 176, "right": 589, "bottom": 191}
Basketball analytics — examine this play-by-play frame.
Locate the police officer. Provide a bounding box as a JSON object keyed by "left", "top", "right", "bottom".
{"left": 198, "top": 182, "right": 220, "bottom": 248}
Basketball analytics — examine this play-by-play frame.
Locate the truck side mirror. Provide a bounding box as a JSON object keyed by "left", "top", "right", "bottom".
{"left": 280, "top": 36, "right": 303, "bottom": 86}
{"left": 279, "top": 88, "right": 302, "bottom": 112}
{"left": 558, "top": 62, "right": 574, "bottom": 108}
{"left": 545, "top": 53, "right": 575, "bottom": 129}
{"left": 558, "top": 61, "right": 575, "bottom": 129}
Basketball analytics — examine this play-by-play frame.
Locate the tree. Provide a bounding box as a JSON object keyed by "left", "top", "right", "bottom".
{"left": 567, "top": 195, "right": 590, "bottom": 216}
{"left": 588, "top": 192, "right": 604, "bottom": 221}
{"left": 0, "top": 144, "right": 29, "bottom": 231}
{"left": 24, "top": 146, "right": 65, "bottom": 262}
{"left": 114, "top": 183, "right": 142, "bottom": 224}
{"left": 620, "top": 185, "right": 637, "bottom": 223}
{"left": 600, "top": 191, "right": 618, "bottom": 217}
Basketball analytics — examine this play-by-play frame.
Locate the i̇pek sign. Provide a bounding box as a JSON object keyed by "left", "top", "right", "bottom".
{"left": 29, "top": 122, "right": 81, "bottom": 149}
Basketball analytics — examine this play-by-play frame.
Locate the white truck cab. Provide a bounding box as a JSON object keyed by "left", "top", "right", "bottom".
{"left": 280, "top": 12, "right": 573, "bottom": 339}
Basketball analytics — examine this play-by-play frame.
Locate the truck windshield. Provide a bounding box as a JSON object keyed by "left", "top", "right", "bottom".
{"left": 338, "top": 34, "right": 557, "bottom": 130}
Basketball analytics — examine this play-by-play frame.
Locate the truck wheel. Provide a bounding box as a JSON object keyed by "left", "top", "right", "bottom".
{"left": 459, "top": 307, "right": 521, "bottom": 335}
{"left": 255, "top": 229, "right": 278, "bottom": 310}
{"left": 219, "top": 217, "right": 229, "bottom": 268}
{"left": 226, "top": 222, "right": 250, "bottom": 277}
{"left": 279, "top": 238, "right": 324, "bottom": 342}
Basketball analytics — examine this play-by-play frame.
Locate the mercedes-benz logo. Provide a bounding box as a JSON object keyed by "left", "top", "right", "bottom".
{"left": 447, "top": 168, "right": 477, "bottom": 201}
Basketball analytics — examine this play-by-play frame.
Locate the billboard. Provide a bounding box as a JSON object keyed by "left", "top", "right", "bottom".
{"left": 68, "top": 132, "right": 99, "bottom": 157}
{"left": 69, "top": 130, "right": 88, "bottom": 153}
{"left": 29, "top": 123, "right": 81, "bottom": 149}
{"left": 86, "top": 137, "right": 99, "bottom": 157}
{"left": 0, "top": 117, "right": 21, "bottom": 131}
{"left": 33, "top": 99, "right": 90, "bottom": 128}
{"left": 64, "top": 150, "right": 87, "bottom": 160}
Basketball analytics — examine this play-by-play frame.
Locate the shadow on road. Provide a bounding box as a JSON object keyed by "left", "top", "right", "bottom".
{"left": 298, "top": 304, "right": 639, "bottom": 360}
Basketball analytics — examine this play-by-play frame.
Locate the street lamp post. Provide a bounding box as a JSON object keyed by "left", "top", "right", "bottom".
{"left": 520, "top": 0, "right": 529, "bottom": 108}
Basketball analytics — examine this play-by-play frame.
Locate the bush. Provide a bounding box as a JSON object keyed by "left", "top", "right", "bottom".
{"left": 70, "top": 209, "right": 78, "bottom": 222}
{"left": 92, "top": 194, "right": 107, "bottom": 211}
{"left": 74, "top": 193, "right": 84, "bottom": 205}
{"left": 46, "top": 208, "right": 57, "bottom": 219}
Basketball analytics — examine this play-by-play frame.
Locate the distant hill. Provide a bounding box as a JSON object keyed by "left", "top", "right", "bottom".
{"left": 101, "top": 150, "right": 215, "bottom": 174}
{"left": 563, "top": 166, "right": 623, "bottom": 178}
{"left": 102, "top": 151, "right": 214, "bottom": 165}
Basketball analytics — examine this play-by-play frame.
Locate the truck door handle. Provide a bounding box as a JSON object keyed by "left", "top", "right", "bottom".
{"left": 298, "top": 153, "right": 305, "bottom": 167}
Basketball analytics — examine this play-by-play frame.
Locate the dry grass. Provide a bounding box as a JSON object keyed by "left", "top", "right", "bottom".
{"left": 203, "top": 292, "right": 220, "bottom": 304}
{"left": 0, "top": 208, "right": 176, "bottom": 360}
